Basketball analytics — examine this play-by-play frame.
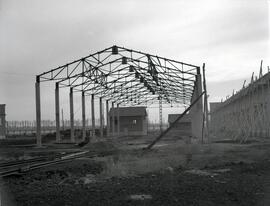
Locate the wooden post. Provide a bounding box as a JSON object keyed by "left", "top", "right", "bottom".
{"left": 106, "top": 100, "right": 110, "bottom": 137}
{"left": 190, "top": 67, "right": 203, "bottom": 142}
{"left": 99, "top": 97, "right": 103, "bottom": 138}
{"left": 82, "top": 91, "right": 86, "bottom": 141}
{"left": 70, "top": 88, "right": 75, "bottom": 142}
{"left": 35, "top": 76, "right": 42, "bottom": 147}
{"left": 91, "top": 94, "right": 95, "bottom": 139}
{"left": 112, "top": 102, "right": 115, "bottom": 136}
{"left": 55, "top": 83, "right": 60, "bottom": 142}
{"left": 202, "top": 63, "right": 209, "bottom": 143}
{"left": 265, "top": 79, "right": 270, "bottom": 137}
{"left": 117, "top": 103, "right": 120, "bottom": 136}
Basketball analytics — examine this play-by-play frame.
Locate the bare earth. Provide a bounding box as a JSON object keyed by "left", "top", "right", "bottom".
{"left": 1, "top": 135, "right": 270, "bottom": 206}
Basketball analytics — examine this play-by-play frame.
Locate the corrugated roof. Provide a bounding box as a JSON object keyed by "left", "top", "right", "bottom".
{"left": 109, "top": 106, "right": 147, "bottom": 117}
{"left": 168, "top": 113, "right": 191, "bottom": 123}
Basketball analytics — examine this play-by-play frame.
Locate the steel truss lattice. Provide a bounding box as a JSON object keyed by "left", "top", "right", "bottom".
{"left": 37, "top": 45, "right": 200, "bottom": 106}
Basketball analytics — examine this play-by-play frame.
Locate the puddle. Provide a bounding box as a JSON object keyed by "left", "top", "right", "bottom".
{"left": 213, "top": 168, "right": 231, "bottom": 173}
{"left": 129, "top": 194, "right": 152, "bottom": 201}
{"left": 185, "top": 168, "right": 231, "bottom": 177}
{"left": 185, "top": 169, "right": 217, "bottom": 177}
{"left": 154, "top": 143, "right": 169, "bottom": 147}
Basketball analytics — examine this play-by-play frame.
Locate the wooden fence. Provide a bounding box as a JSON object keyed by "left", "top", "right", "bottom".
{"left": 6, "top": 120, "right": 167, "bottom": 136}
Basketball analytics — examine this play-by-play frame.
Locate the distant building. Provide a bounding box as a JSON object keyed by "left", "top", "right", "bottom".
{"left": 209, "top": 102, "right": 224, "bottom": 122}
{"left": 168, "top": 113, "right": 192, "bottom": 137}
{"left": 209, "top": 102, "right": 224, "bottom": 113}
{"left": 109, "top": 106, "right": 147, "bottom": 136}
{"left": 0, "top": 104, "right": 6, "bottom": 139}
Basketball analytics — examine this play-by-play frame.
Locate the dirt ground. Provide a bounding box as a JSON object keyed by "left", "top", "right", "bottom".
{"left": 1, "top": 134, "right": 270, "bottom": 206}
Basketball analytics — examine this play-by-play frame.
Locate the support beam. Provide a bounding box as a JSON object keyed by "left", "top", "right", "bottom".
{"left": 190, "top": 67, "right": 203, "bottom": 141}
{"left": 267, "top": 80, "right": 270, "bottom": 137}
{"left": 82, "top": 91, "right": 86, "bottom": 141}
{"left": 91, "top": 94, "right": 96, "bottom": 139}
{"left": 202, "top": 63, "right": 209, "bottom": 143}
{"left": 112, "top": 102, "right": 115, "bottom": 136}
{"left": 145, "top": 91, "right": 205, "bottom": 150}
{"left": 99, "top": 97, "right": 103, "bottom": 138}
{"left": 70, "top": 87, "right": 75, "bottom": 142}
{"left": 117, "top": 103, "right": 120, "bottom": 136}
{"left": 35, "top": 76, "right": 41, "bottom": 147}
{"left": 106, "top": 100, "right": 110, "bottom": 137}
{"left": 55, "top": 82, "right": 60, "bottom": 142}
{"left": 61, "top": 109, "right": 64, "bottom": 131}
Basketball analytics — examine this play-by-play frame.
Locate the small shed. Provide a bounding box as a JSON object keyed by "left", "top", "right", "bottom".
{"left": 168, "top": 113, "right": 192, "bottom": 137}
{"left": 109, "top": 106, "right": 147, "bottom": 136}
{"left": 0, "top": 104, "right": 6, "bottom": 139}
{"left": 209, "top": 102, "right": 224, "bottom": 113}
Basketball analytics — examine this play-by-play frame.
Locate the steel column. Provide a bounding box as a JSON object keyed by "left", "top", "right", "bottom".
{"left": 35, "top": 76, "right": 41, "bottom": 147}
{"left": 55, "top": 82, "right": 60, "bottom": 142}
{"left": 190, "top": 67, "right": 203, "bottom": 140}
{"left": 70, "top": 87, "right": 75, "bottom": 142}
{"left": 146, "top": 91, "right": 205, "bottom": 149}
{"left": 99, "top": 97, "right": 103, "bottom": 138}
{"left": 106, "top": 100, "right": 110, "bottom": 137}
{"left": 91, "top": 94, "right": 95, "bottom": 139}
{"left": 82, "top": 91, "right": 86, "bottom": 141}
{"left": 202, "top": 63, "right": 209, "bottom": 143}
{"left": 61, "top": 109, "right": 64, "bottom": 130}
{"left": 117, "top": 103, "right": 120, "bottom": 136}
{"left": 112, "top": 102, "right": 115, "bottom": 136}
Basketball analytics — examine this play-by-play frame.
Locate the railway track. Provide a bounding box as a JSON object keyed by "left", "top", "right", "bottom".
{"left": 0, "top": 153, "right": 64, "bottom": 168}
{"left": 0, "top": 151, "right": 97, "bottom": 177}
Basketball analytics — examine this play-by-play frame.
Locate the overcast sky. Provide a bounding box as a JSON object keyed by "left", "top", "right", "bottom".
{"left": 0, "top": 0, "right": 269, "bottom": 121}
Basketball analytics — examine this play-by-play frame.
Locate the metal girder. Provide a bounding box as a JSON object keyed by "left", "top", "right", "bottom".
{"left": 37, "top": 45, "right": 200, "bottom": 106}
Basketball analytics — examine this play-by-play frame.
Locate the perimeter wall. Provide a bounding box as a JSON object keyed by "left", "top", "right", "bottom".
{"left": 210, "top": 72, "right": 270, "bottom": 142}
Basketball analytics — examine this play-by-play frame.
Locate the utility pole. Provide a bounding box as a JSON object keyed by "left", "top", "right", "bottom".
{"left": 259, "top": 60, "right": 263, "bottom": 78}
{"left": 202, "top": 63, "right": 209, "bottom": 143}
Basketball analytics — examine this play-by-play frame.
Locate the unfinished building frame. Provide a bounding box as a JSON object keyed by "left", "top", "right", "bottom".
{"left": 35, "top": 45, "right": 205, "bottom": 146}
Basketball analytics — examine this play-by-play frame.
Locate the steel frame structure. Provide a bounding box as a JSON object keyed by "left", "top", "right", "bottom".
{"left": 35, "top": 45, "right": 201, "bottom": 146}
